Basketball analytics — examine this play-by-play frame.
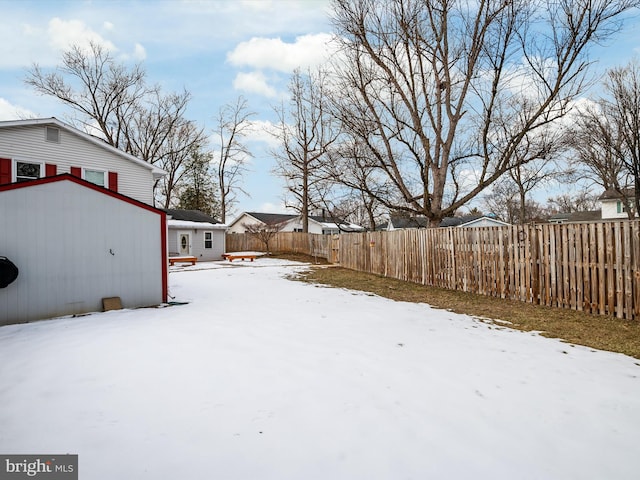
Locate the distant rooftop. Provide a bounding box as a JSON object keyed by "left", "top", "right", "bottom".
{"left": 163, "top": 208, "right": 222, "bottom": 224}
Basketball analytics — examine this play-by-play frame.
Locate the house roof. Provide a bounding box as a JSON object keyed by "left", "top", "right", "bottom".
{"left": 241, "top": 212, "right": 298, "bottom": 225}
{"left": 229, "top": 211, "right": 365, "bottom": 231}
{"left": 455, "top": 216, "right": 511, "bottom": 227}
{"left": 307, "top": 215, "right": 365, "bottom": 231}
{"left": 390, "top": 214, "right": 509, "bottom": 229}
{"left": 390, "top": 216, "right": 431, "bottom": 229}
{"left": 163, "top": 208, "right": 223, "bottom": 224}
{"left": 549, "top": 210, "right": 602, "bottom": 223}
{"left": 598, "top": 188, "right": 635, "bottom": 200}
{"left": 0, "top": 117, "right": 166, "bottom": 179}
{"left": 439, "top": 216, "right": 473, "bottom": 227}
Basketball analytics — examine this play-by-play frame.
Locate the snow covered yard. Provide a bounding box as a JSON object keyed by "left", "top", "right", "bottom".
{"left": 1, "top": 258, "right": 640, "bottom": 480}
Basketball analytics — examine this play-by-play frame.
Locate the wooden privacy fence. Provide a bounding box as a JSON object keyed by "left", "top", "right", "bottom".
{"left": 226, "top": 232, "right": 335, "bottom": 262}
{"left": 227, "top": 221, "right": 640, "bottom": 320}
{"left": 338, "top": 222, "right": 640, "bottom": 321}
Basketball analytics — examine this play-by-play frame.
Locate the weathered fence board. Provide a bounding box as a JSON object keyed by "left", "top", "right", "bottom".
{"left": 227, "top": 221, "right": 640, "bottom": 320}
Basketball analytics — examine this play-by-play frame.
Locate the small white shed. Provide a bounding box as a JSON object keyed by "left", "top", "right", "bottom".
{"left": 164, "top": 209, "right": 227, "bottom": 262}
{"left": 0, "top": 175, "right": 168, "bottom": 325}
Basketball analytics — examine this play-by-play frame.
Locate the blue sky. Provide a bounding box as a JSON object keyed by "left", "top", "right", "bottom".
{"left": 1, "top": 0, "right": 639, "bottom": 220}
{"left": 0, "top": 0, "right": 333, "bottom": 219}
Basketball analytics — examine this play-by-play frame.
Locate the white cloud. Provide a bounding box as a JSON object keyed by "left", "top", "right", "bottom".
{"left": 118, "top": 43, "right": 148, "bottom": 62}
{"left": 238, "top": 0, "right": 277, "bottom": 12}
{"left": 47, "top": 17, "right": 116, "bottom": 53}
{"left": 227, "top": 33, "right": 334, "bottom": 72}
{"left": 0, "top": 98, "right": 37, "bottom": 121}
{"left": 245, "top": 119, "right": 281, "bottom": 147}
{"left": 233, "top": 71, "right": 278, "bottom": 97}
{"left": 133, "top": 43, "right": 147, "bottom": 60}
{"left": 227, "top": 33, "right": 337, "bottom": 98}
{"left": 258, "top": 201, "right": 295, "bottom": 213}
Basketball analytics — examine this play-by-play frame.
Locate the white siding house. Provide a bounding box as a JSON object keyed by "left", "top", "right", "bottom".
{"left": 599, "top": 189, "right": 635, "bottom": 219}
{"left": 227, "top": 212, "right": 295, "bottom": 234}
{"left": 228, "top": 212, "right": 364, "bottom": 234}
{"left": 164, "top": 209, "right": 227, "bottom": 261}
{"left": 0, "top": 176, "right": 167, "bottom": 325}
{"left": 0, "top": 117, "right": 164, "bottom": 205}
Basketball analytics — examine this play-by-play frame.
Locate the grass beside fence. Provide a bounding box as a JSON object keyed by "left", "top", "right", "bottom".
{"left": 285, "top": 255, "right": 640, "bottom": 360}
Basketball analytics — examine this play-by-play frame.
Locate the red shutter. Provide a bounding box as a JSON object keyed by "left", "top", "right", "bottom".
{"left": 108, "top": 171, "right": 118, "bottom": 192}
{"left": 70, "top": 167, "right": 81, "bottom": 178}
{"left": 0, "top": 158, "right": 11, "bottom": 185}
{"left": 45, "top": 163, "right": 57, "bottom": 177}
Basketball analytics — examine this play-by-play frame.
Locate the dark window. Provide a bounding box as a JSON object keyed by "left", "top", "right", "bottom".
{"left": 204, "top": 232, "right": 213, "bottom": 249}
{"left": 16, "top": 161, "right": 41, "bottom": 182}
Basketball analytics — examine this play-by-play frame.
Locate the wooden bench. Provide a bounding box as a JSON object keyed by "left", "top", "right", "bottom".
{"left": 169, "top": 256, "right": 198, "bottom": 266}
{"left": 222, "top": 253, "right": 257, "bottom": 262}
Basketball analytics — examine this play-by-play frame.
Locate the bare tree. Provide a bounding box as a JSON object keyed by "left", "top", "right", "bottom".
{"left": 482, "top": 181, "right": 520, "bottom": 223}
{"left": 329, "top": 0, "right": 639, "bottom": 225}
{"left": 213, "top": 96, "right": 255, "bottom": 223}
{"left": 566, "top": 59, "right": 640, "bottom": 218}
{"left": 272, "top": 68, "right": 339, "bottom": 232}
{"left": 566, "top": 101, "right": 627, "bottom": 191}
{"left": 324, "top": 136, "right": 392, "bottom": 230}
{"left": 25, "top": 42, "right": 146, "bottom": 148}
{"left": 605, "top": 59, "right": 640, "bottom": 216}
{"left": 25, "top": 41, "right": 202, "bottom": 204}
{"left": 547, "top": 190, "right": 599, "bottom": 213}
{"left": 155, "top": 122, "right": 208, "bottom": 208}
{"left": 483, "top": 181, "right": 551, "bottom": 223}
{"left": 243, "top": 222, "right": 286, "bottom": 253}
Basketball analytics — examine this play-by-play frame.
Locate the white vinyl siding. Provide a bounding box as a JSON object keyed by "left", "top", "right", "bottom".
{"left": 601, "top": 199, "right": 632, "bottom": 219}
{"left": 0, "top": 124, "right": 155, "bottom": 204}
{"left": 168, "top": 225, "right": 225, "bottom": 261}
{"left": 0, "top": 179, "right": 164, "bottom": 324}
{"left": 228, "top": 213, "right": 265, "bottom": 233}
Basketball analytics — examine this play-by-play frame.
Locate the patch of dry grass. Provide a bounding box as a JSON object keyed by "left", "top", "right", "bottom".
{"left": 281, "top": 255, "right": 640, "bottom": 359}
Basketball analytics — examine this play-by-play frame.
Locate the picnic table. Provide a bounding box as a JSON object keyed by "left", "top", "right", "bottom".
{"left": 222, "top": 252, "right": 258, "bottom": 262}
{"left": 169, "top": 256, "right": 198, "bottom": 266}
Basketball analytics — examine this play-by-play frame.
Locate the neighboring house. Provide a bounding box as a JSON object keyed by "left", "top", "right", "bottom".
{"left": 385, "top": 214, "right": 509, "bottom": 230}
{"left": 228, "top": 212, "right": 364, "bottom": 235}
{"left": 163, "top": 209, "right": 227, "bottom": 261}
{"left": 385, "top": 216, "right": 431, "bottom": 230}
{"left": 0, "top": 117, "right": 165, "bottom": 205}
{"left": 289, "top": 215, "right": 365, "bottom": 234}
{"left": 442, "top": 215, "right": 511, "bottom": 228}
{"left": 0, "top": 175, "right": 167, "bottom": 325}
{"left": 228, "top": 212, "right": 296, "bottom": 234}
{"left": 548, "top": 210, "right": 602, "bottom": 224}
{"left": 549, "top": 189, "right": 636, "bottom": 224}
{"left": 598, "top": 188, "right": 636, "bottom": 219}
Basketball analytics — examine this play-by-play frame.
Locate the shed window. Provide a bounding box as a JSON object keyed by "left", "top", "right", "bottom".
{"left": 16, "top": 161, "right": 42, "bottom": 182}
{"left": 85, "top": 169, "right": 105, "bottom": 187}
{"left": 617, "top": 201, "right": 626, "bottom": 214}
{"left": 204, "top": 232, "right": 213, "bottom": 249}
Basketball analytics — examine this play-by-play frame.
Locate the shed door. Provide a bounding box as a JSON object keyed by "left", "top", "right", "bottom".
{"left": 178, "top": 232, "right": 191, "bottom": 255}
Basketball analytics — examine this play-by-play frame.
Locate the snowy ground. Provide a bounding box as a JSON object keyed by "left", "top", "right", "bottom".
{"left": 1, "top": 258, "right": 640, "bottom": 480}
